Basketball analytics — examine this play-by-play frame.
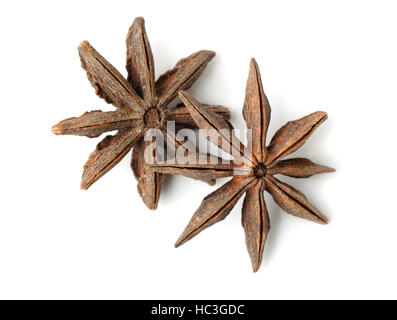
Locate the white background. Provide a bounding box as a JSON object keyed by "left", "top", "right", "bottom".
{"left": 0, "top": 0, "right": 396, "bottom": 299}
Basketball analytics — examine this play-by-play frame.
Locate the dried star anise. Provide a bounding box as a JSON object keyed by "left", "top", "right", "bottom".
{"left": 51, "top": 17, "right": 229, "bottom": 209}
{"left": 149, "top": 59, "right": 335, "bottom": 272}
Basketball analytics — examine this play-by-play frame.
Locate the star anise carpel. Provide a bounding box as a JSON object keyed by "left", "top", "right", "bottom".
{"left": 51, "top": 17, "right": 229, "bottom": 209}
{"left": 149, "top": 59, "right": 334, "bottom": 272}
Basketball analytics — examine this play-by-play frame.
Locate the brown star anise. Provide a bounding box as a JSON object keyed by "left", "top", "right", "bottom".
{"left": 51, "top": 17, "right": 229, "bottom": 209}
{"left": 150, "top": 59, "right": 334, "bottom": 271}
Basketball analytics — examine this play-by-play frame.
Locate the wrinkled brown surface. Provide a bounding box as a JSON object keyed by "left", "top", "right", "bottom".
{"left": 151, "top": 58, "right": 334, "bottom": 271}
{"left": 52, "top": 110, "right": 142, "bottom": 138}
{"left": 156, "top": 51, "right": 215, "bottom": 108}
{"left": 266, "top": 176, "right": 328, "bottom": 224}
{"left": 175, "top": 176, "right": 256, "bottom": 247}
{"left": 126, "top": 17, "right": 156, "bottom": 106}
{"left": 268, "top": 157, "right": 335, "bottom": 178}
{"left": 242, "top": 180, "right": 270, "bottom": 272}
{"left": 52, "top": 17, "right": 230, "bottom": 209}
{"left": 81, "top": 127, "right": 143, "bottom": 190}
{"left": 266, "top": 111, "right": 327, "bottom": 166}
{"left": 131, "top": 138, "right": 162, "bottom": 210}
{"left": 243, "top": 59, "right": 271, "bottom": 163}
{"left": 178, "top": 90, "right": 254, "bottom": 166}
{"left": 78, "top": 41, "right": 146, "bottom": 113}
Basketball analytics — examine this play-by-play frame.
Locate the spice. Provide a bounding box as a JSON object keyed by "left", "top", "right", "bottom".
{"left": 52, "top": 17, "right": 229, "bottom": 209}
{"left": 150, "top": 59, "right": 334, "bottom": 272}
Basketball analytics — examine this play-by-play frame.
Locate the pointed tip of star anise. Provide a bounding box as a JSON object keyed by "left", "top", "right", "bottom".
{"left": 249, "top": 57, "right": 258, "bottom": 66}
{"left": 51, "top": 124, "right": 62, "bottom": 135}
{"left": 174, "top": 238, "right": 185, "bottom": 248}
{"left": 143, "top": 198, "right": 159, "bottom": 211}
{"left": 317, "top": 215, "right": 329, "bottom": 224}
{"left": 316, "top": 111, "right": 328, "bottom": 123}
{"left": 200, "top": 50, "right": 216, "bottom": 63}
{"left": 77, "top": 40, "right": 89, "bottom": 50}
{"left": 252, "top": 263, "right": 261, "bottom": 273}
{"left": 80, "top": 181, "right": 88, "bottom": 191}
{"left": 206, "top": 50, "right": 216, "bottom": 58}
{"left": 78, "top": 40, "right": 90, "bottom": 52}
{"left": 133, "top": 16, "right": 145, "bottom": 24}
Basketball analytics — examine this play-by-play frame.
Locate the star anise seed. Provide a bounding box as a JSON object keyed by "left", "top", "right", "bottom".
{"left": 51, "top": 17, "right": 230, "bottom": 210}
{"left": 149, "top": 59, "right": 334, "bottom": 272}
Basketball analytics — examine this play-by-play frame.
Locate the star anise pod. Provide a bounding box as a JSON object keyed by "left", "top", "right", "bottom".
{"left": 51, "top": 17, "right": 229, "bottom": 209}
{"left": 149, "top": 59, "right": 335, "bottom": 272}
